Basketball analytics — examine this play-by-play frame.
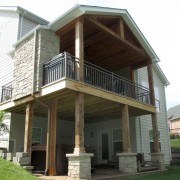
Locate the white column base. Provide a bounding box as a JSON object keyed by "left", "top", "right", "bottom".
{"left": 66, "top": 153, "right": 94, "bottom": 180}
{"left": 150, "top": 152, "right": 165, "bottom": 170}
{"left": 117, "top": 153, "right": 137, "bottom": 174}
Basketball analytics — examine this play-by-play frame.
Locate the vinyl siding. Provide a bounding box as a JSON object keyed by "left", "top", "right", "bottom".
{"left": 0, "top": 13, "right": 40, "bottom": 101}
{"left": 20, "top": 17, "right": 38, "bottom": 38}
{"left": 136, "top": 67, "right": 171, "bottom": 165}
{"left": 0, "top": 11, "right": 19, "bottom": 100}
{"left": 10, "top": 113, "right": 75, "bottom": 152}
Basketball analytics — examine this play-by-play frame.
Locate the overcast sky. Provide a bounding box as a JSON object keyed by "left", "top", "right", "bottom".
{"left": 1, "top": 0, "right": 180, "bottom": 109}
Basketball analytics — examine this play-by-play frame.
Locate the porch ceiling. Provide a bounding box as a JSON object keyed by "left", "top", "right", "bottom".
{"left": 57, "top": 15, "right": 150, "bottom": 71}
{"left": 10, "top": 89, "right": 152, "bottom": 123}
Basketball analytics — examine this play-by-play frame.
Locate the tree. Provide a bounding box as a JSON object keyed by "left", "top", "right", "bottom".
{"left": 0, "top": 111, "right": 10, "bottom": 135}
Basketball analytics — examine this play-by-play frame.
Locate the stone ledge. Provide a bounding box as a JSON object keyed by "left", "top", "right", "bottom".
{"left": 117, "top": 153, "right": 137, "bottom": 157}
{"left": 66, "top": 153, "right": 94, "bottom": 158}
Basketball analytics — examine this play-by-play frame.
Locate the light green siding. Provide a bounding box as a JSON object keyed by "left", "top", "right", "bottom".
{"left": 136, "top": 67, "right": 171, "bottom": 165}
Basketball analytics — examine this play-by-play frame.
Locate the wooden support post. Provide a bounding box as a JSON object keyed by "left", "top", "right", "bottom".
{"left": 130, "top": 67, "right": 135, "bottom": 82}
{"left": 74, "top": 92, "right": 85, "bottom": 154}
{"left": 130, "top": 67, "right": 135, "bottom": 98}
{"left": 118, "top": 18, "right": 125, "bottom": 39}
{"left": 24, "top": 102, "right": 33, "bottom": 155}
{"left": 147, "top": 63, "right": 160, "bottom": 152}
{"left": 45, "top": 100, "right": 58, "bottom": 176}
{"left": 122, "top": 104, "right": 131, "bottom": 153}
{"left": 45, "top": 108, "right": 51, "bottom": 175}
{"left": 75, "top": 18, "right": 84, "bottom": 82}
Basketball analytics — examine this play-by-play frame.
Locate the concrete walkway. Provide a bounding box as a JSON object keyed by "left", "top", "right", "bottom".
{"left": 38, "top": 175, "right": 67, "bottom": 180}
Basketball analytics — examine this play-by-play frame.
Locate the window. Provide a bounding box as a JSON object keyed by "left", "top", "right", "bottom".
{"left": 112, "top": 128, "right": 123, "bottom": 154}
{"left": 149, "top": 130, "right": 161, "bottom": 153}
{"left": 32, "top": 127, "right": 42, "bottom": 145}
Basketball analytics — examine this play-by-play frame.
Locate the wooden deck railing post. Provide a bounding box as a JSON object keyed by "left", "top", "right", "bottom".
{"left": 24, "top": 102, "right": 34, "bottom": 155}
{"left": 122, "top": 104, "right": 131, "bottom": 153}
{"left": 147, "top": 63, "right": 160, "bottom": 152}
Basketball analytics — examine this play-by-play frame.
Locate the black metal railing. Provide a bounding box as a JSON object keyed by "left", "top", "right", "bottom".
{"left": 1, "top": 82, "right": 12, "bottom": 103}
{"left": 43, "top": 52, "right": 151, "bottom": 104}
{"left": 43, "top": 52, "right": 79, "bottom": 85}
{"left": 84, "top": 61, "right": 151, "bottom": 104}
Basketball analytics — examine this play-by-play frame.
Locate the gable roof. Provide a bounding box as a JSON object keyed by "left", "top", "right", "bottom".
{"left": 0, "top": 6, "right": 49, "bottom": 25}
{"left": 49, "top": 5, "right": 159, "bottom": 63}
{"left": 9, "top": 4, "right": 169, "bottom": 86}
{"left": 167, "top": 105, "right": 180, "bottom": 120}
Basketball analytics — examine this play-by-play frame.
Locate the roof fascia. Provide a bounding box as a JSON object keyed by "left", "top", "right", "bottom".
{"left": 16, "top": 6, "right": 49, "bottom": 25}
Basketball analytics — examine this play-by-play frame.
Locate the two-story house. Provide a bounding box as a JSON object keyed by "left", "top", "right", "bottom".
{"left": 0, "top": 6, "right": 48, "bottom": 149}
{"left": 0, "top": 5, "right": 171, "bottom": 179}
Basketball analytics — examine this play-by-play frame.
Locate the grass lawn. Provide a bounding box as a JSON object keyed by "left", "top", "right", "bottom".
{"left": 0, "top": 157, "right": 37, "bottom": 180}
{"left": 121, "top": 166, "right": 180, "bottom": 180}
{"left": 171, "top": 139, "right": 180, "bottom": 150}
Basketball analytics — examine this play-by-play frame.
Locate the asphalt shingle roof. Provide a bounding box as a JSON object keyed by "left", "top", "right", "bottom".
{"left": 167, "top": 105, "right": 180, "bottom": 120}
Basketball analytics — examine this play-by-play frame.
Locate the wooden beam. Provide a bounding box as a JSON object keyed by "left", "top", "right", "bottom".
{"left": 121, "top": 104, "right": 131, "bottom": 153}
{"left": 24, "top": 102, "right": 33, "bottom": 155}
{"left": 49, "top": 100, "right": 58, "bottom": 175}
{"left": 147, "top": 63, "right": 160, "bottom": 153}
{"left": 85, "top": 17, "right": 147, "bottom": 58}
{"left": 130, "top": 66, "right": 135, "bottom": 82}
{"left": 147, "top": 63, "right": 155, "bottom": 105}
{"left": 75, "top": 18, "right": 84, "bottom": 82}
{"left": 151, "top": 113, "right": 160, "bottom": 152}
{"left": 118, "top": 18, "right": 125, "bottom": 39}
{"left": 74, "top": 92, "right": 86, "bottom": 154}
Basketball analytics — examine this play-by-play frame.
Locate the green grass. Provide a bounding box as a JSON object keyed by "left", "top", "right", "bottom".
{"left": 170, "top": 139, "right": 180, "bottom": 149}
{"left": 0, "top": 157, "right": 37, "bottom": 180}
{"left": 121, "top": 166, "right": 180, "bottom": 180}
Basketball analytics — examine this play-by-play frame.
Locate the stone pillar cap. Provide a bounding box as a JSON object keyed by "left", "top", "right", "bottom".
{"left": 66, "top": 153, "right": 94, "bottom": 158}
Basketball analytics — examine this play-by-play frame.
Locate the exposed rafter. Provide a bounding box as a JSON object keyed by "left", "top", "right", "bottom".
{"left": 85, "top": 17, "right": 148, "bottom": 58}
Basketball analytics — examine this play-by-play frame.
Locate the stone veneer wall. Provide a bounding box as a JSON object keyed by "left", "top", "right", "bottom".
{"left": 12, "top": 35, "right": 34, "bottom": 99}
{"left": 12, "top": 28, "right": 60, "bottom": 100}
{"left": 35, "top": 29, "right": 60, "bottom": 91}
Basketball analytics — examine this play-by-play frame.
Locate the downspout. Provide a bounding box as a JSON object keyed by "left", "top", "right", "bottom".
{"left": 30, "top": 29, "right": 51, "bottom": 175}
{"left": 18, "top": 10, "right": 26, "bottom": 39}
{"left": 32, "top": 30, "right": 37, "bottom": 94}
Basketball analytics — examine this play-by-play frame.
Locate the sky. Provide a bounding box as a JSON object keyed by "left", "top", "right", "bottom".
{"left": 1, "top": 0, "right": 180, "bottom": 109}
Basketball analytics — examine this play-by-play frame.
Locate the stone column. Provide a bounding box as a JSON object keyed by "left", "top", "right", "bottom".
{"left": 66, "top": 91, "right": 94, "bottom": 179}
{"left": 117, "top": 104, "right": 137, "bottom": 173}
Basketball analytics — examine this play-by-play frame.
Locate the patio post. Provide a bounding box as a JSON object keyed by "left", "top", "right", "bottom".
{"left": 122, "top": 104, "right": 131, "bottom": 153}
{"left": 117, "top": 104, "right": 137, "bottom": 173}
{"left": 147, "top": 63, "right": 160, "bottom": 152}
{"left": 45, "top": 100, "right": 57, "bottom": 176}
{"left": 24, "top": 102, "right": 34, "bottom": 155}
{"left": 147, "top": 63, "right": 165, "bottom": 169}
{"left": 75, "top": 17, "right": 84, "bottom": 82}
